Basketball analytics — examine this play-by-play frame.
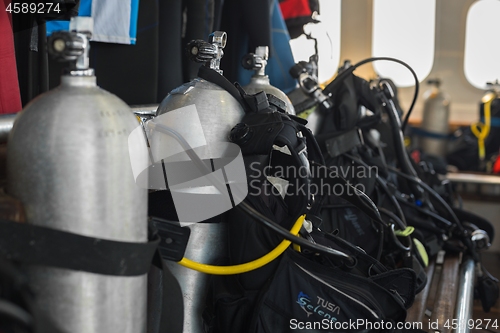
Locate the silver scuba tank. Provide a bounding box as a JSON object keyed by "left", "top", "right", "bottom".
{"left": 149, "top": 31, "right": 247, "bottom": 219}
{"left": 420, "top": 79, "right": 451, "bottom": 156}
{"left": 153, "top": 31, "right": 245, "bottom": 162}
{"left": 151, "top": 31, "right": 242, "bottom": 333}
{"left": 164, "top": 223, "right": 227, "bottom": 333}
{"left": 6, "top": 17, "right": 148, "bottom": 333}
{"left": 242, "top": 46, "right": 296, "bottom": 115}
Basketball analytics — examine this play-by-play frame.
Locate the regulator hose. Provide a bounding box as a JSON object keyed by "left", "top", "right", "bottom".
{"left": 378, "top": 81, "right": 426, "bottom": 201}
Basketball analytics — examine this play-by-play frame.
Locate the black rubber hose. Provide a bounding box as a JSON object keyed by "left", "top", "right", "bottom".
{"left": 387, "top": 166, "right": 461, "bottom": 229}
{"left": 379, "top": 86, "right": 426, "bottom": 201}
{"left": 378, "top": 207, "right": 406, "bottom": 231}
{"left": 342, "top": 153, "right": 407, "bottom": 229}
{"left": 396, "top": 196, "right": 453, "bottom": 228}
{"left": 387, "top": 166, "right": 479, "bottom": 261}
{"left": 322, "top": 57, "right": 419, "bottom": 131}
{"left": 237, "top": 200, "right": 354, "bottom": 264}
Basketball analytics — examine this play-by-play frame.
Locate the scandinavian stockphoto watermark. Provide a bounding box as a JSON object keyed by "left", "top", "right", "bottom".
{"left": 246, "top": 161, "right": 377, "bottom": 198}
{"left": 289, "top": 318, "right": 423, "bottom": 331}
{"left": 127, "top": 105, "right": 377, "bottom": 223}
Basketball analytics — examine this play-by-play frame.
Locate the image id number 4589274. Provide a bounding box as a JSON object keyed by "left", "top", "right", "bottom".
{"left": 5, "top": 2, "right": 61, "bottom": 14}
{"left": 443, "top": 318, "right": 498, "bottom": 331}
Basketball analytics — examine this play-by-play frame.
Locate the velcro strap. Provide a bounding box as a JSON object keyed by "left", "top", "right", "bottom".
{"left": 0, "top": 219, "right": 159, "bottom": 276}
{"left": 325, "top": 128, "right": 362, "bottom": 158}
{"left": 151, "top": 217, "right": 191, "bottom": 262}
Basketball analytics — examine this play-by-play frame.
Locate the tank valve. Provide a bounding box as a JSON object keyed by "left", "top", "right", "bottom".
{"left": 242, "top": 46, "right": 268, "bottom": 76}
{"left": 187, "top": 31, "right": 227, "bottom": 74}
{"left": 47, "top": 16, "right": 93, "bottom": 75}
{"left": 486, "top": 80, "right": 500, "bottom": 94}
{"left": 427, "top": 78, "right": 441, "bottom": 87}
{"left": 471, "top": 229, "right": 491, "bottom": 251}
{"left": 290, "top": 59, "right": 332, "bottom": 111}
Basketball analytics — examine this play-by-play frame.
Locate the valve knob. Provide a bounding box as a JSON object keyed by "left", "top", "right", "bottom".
{"left": 186, "top": 31, "right": 227, "bottom": 74}
{"left": 48, "top": 31, "right": 85, "bottom": 62}
{"left": 289, "top": 63, "right": 307, "bottom": 79}
{"left": 46, "top": 17, "right": 93, "bottom": 73}
{"left": 241, "top": 53, "right": 259, "bottom": 70}
{"left": 186, "top": 40, "right": 217, "bottom": 63}
{"left": 471, "top": 229, "right": 491, "bottom": 251}
{"left": 242, "top": 46, "right": 268, "bottom": 72}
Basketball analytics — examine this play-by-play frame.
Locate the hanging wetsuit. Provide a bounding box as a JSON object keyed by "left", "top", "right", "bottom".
{"left": 0, "top": 0, "right": 22, "bottom": 113}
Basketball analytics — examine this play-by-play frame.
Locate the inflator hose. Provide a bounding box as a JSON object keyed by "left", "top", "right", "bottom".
{"left": 147, "top": 121, "right": 355, "bottom": 266}
{"left": 177, "top": 215, "right": 305, "bottom": 275}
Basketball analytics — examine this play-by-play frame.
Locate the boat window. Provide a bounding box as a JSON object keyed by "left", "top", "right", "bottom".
{"left": 289, "top": 0, "right": 341, "bottom": 84}
{"left": 464, "top": 0, "right": 500, "bottom": 89}
{"left": 372, "top": 0, "right": 436, "bottom": 87}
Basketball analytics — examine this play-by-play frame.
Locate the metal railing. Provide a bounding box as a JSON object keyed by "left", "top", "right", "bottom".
{"left": 454, "top": 258, "right": 476, "bottom": 333}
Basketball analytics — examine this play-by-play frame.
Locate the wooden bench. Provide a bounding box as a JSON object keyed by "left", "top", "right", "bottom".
{"left": 407, "top": 251, "right": 476, "bottom": 333}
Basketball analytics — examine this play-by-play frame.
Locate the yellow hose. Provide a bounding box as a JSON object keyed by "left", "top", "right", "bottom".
{"left": 177, "top": 215, "right": 306, "bottom": 275}
{"left": 471, "top": 93, "right": 494, "bottom": 161}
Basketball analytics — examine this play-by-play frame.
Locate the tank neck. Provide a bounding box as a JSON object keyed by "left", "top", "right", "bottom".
{"left": 60, "top": 75, "right": 97, "bottom": 87}
{"left": 251, "top": 74, "right": 270, "bottom": 84}
{"left": 254, "top": 62, "right": 267, "bottom": 77}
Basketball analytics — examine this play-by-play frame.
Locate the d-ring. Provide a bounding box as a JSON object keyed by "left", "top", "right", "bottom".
{"left": 390, "top": 224, "right": 412, "bottom": 252}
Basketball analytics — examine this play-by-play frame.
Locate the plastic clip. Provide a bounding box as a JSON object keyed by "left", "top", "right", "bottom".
{"left": 150, "top": 217, "right": 191, "bottom": 262}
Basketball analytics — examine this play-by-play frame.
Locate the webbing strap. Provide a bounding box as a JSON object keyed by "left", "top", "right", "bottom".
{"left": 0, "top": 218, "right": 184, "bottom": 333}
{"left": 0, "top": 219, "right": 158, "bottom": 276}
{"left": 156, "top": 250, "right": 184, "bottom": 333}
{"left": 324, "top": 128, "right": 363, "bottom": 158}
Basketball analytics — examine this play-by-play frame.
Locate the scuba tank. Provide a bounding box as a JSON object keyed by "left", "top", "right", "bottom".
{"left": 162, "top": 223, "right": 227, "bottom": 333}
{"left": 150, "top": 31, "right": 246, "bottom": 220}
{"left": 151, "top": 31, "right": 244, "bottom": 333}
{"left": 153, "top": 31, "right": 244, "bottom": 162}
{"left": 7, "top": 17, "right": 148, "bottom": 333}
{"left": 420, "top": 78, "right": 451, "bottom": 156}
{"left": 241, "top": 46, "right": 296, "bottom": 115}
